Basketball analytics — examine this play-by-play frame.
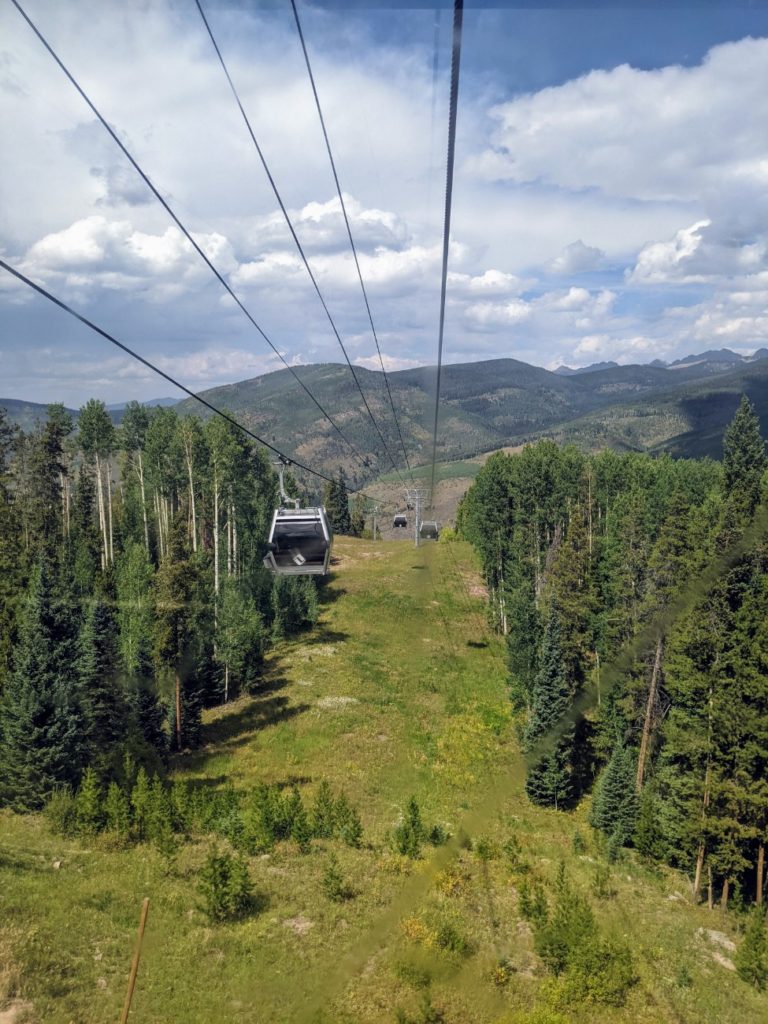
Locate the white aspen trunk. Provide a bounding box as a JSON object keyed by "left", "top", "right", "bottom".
{"left": 106, "top": 462, "right": 114, "bottom": 565}
{"left": 232, "top": 503, "right": 238, "bottom": 578}
{"left": 227, "top": 501, "right": 233, "bottom": 577}
{"left": 154, "top": 490, "right": 164, "bottom": 560}
{"left": 95, "top": 453, "right": 107, "bottom": 570}
{"left": 185, "top": 447, "right": 197, "bottom": 552}
{"left": 59, "top": 470, "right": 67, "bottom": 539}
{"left": 137, "top": 451, "right": 149, "bottom": 554}
{"left": 213, "top": 471, "right": 220, "bottom": 598}
{"left": 224, "top": 662, "right": 229, "bottom": 704}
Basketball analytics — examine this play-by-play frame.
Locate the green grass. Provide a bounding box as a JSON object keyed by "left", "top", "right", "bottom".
{"left": 376, "top": 459, "right": 483, "bottom": 485}
{"left": 1, "top": 538, "right": 766, "bottom": 1023}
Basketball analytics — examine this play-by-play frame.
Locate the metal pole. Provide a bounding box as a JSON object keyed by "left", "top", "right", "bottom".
{"left": 415, "top": 491, "right": 420, "bottom": 548}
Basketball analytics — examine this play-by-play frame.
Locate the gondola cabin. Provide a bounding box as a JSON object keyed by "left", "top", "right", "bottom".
{"left": 263, "top": 506, "right": 333, "bottom": 575}
{"left": 419, "top": 520, "right": 439, "bottom": 541}
{"left": 393, "top": 513, "right": 408, "bottom": 528}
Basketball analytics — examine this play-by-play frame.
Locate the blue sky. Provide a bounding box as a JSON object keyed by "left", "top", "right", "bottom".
{"left": 2, "top": 0, "right": 768, "bottom": 406}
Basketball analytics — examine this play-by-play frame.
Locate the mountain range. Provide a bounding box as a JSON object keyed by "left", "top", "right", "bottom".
{"left": 3, "top": 347, "right": 767, "bottom": 480}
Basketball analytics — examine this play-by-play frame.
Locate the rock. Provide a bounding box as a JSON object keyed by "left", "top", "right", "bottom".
{"left": 97, "top": 978, "right": 108, "bottom": 990}
{"left": 283, "top": 915, "right": 314, "bottom": 936}
{"left": 697, "top": 928, "right": 737, "bottom": 952}
{"left": 52, "top": 860, "right": 61, "bottom": 871}
{"left": 710, "top": 951, "right": 736, "bottom": 972}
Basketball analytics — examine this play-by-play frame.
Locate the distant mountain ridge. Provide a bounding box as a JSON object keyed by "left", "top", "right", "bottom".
{"left": 3, "top": 347, "right": 767, "bottom": 476}
{"left": 556, "top": 347, "right": 768, "bottom": 376}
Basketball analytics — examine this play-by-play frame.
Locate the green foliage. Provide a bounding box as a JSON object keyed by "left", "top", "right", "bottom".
{"left": 517, "top": 877, "right": 548, "bottom": 925}
{"left": 393, "top": 797, "right": 426, "bottom": 858}
{"left": 736, "top": 909, "right": 768, "bottom": 990}
{"left": 335, "top": 790, "right": 364, "bottom": 848}
{"left": 44, "top": 786, "right": 77, "bottom": 836}
{"left": 533, "top": 865, "right": 597, "bottom": 976}
{"left": 589, "top": 742, "right": 639, "bottom": 847}
{"left": 558, "top": 935, "right": 637, "bottom": 1007}
{"left": 322, "top": 853, "right": 351, "bottom": 902}
{"left": 197, "top": 846, "right": 255, "bottom": 922}
{"left": 311, "top": 780, "right": 336, "bottom": 839}
{"left": 74, "top": 767, "right": 104, "bottom": 834}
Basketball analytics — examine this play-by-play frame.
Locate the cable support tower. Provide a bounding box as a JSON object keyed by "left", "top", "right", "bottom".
{"left": 289, "top": 0, "right": 415, "bottom": 482}
{"left": 428, "top": 0, "right": 463, "bottom": 505}
{"left": 404, "top": 485, "right": 430, "bottom": 548}
{"left": 10, "top": 0, "right": 372, "bottom": 473}
{"left": 195, "top": 0, "right": 408, "bottom": 488}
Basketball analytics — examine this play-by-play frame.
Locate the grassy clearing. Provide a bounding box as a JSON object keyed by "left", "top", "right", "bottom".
{"left": 1, "top": 538, "right": 766, "bottom": 1023}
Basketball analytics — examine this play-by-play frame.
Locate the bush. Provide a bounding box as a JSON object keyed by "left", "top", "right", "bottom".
{"left": 434, "top": 920, "right": 472, "bottom": 957}
{"left": 736, "top": 909, "right": 768, "bottom": 990}
{"left": 322, "top": 854, "right": 352, "bottom": 902}
{"left": 198, "top": 846, "right": 255, "bottom": 922}
{"left": 335, "top": 791, "right": 363, "bottom": 848}
{"left": 561, "top": 937, "right": 637, "bottom": 1007}
{"left": 311, "top": 780, "right": 336, "bottom": 838}
{"left": 534, "top": 866, "right": 596, "bottom": 976}
{"left": 394, "top": 797, "right": 426, "bottom": 858}
{"left": 74, "top": 767, "right": 104, "bottom": 834}
{"left": 44, "top": 786, "right": 77, "bottom": 836}
{"left": 591, "top": 862, "right": 616, "bottom": 900}
{"left": 518, "top": 877, "right": 548, "bottom": 924}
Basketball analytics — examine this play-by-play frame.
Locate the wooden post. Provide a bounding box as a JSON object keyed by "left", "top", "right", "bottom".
{"left": 119, "top": 897, "right": 150, "bottom": 1024}
{"left": 757, "top": 842, "right": 765, "bottom": 906}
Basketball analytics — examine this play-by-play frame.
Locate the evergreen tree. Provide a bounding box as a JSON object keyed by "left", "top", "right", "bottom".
{"left": 74, "top": 766, "right": 104, "bottom": 834}
{"left": 589, "top": 743, "right": 639, "bottom": 846}
{"left": 104, "top": 780, "right": 131, "bottom": 840}
{"left": 525, "top": 733, "right": 573, "bottom": 811}
{"left": 311, "top": 780, "right": 336, "bottom": 839}
{"left": 736, "top": 909, "right": 768, "bottom": 989}
{"left": 0, "top": 560, "right": 83, "bottom": 809}
{"left": 722, "top": 396, "right": 766, "bottom": 516}
{"left": 525, "top": 610, "right": 570, "bottom": 745}
{"left": 324, "top": 470, "right": 352, "bottom": 534}
{"left": 78, "top": 598, "right": 128, "bottom": 769}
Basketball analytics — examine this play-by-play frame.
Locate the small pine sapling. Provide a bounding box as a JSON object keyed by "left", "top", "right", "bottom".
{"left": 74, "top": 767, "right": 104, "bottom": 834}
{"left": 104, "top": 781, "right": 131, "bottom": 841}
{"left": 311, "top": 780, "right": 336, "bottom": 838}
{"left": 335, "top": 791, "right": 363, "bottom": 848}
{"left": 322, "top": 853, "right": 351, "bottom": 902}
{"left": 736, "top": 909, "right": 768, "bottom": 990}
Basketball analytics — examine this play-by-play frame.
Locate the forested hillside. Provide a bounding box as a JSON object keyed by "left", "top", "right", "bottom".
{"left": 458, "top": 396, "right": 768, "bottom": 915}
{"left": 0, "top": 399, "right": 331, "bottom": 810}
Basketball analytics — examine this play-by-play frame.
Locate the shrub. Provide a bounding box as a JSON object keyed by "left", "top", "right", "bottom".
{"left": 736, "top": 909, "right": 768, "bottom": 990}
{"left": 322, "top": 854, "right": 351, "bottom": 902}
{"left": 74, "top": 768, "right": 105, "bottom": 834}
{"left": 104, "top": 781, "right": 131, "bottom": 841}
{"left": 572, "top": 830, "right": 587, "bottom": 855}
{"left": 394, "top": 797, "right": 426, "bottom": 858}
{"left": 518, "top": 877, "right": 548, "bottom": 924}
{"left": 591, "top": 862, "right": 616, "bottom": 900}
{"left": 534, "top": 866, "right": 596, "bottom": 976}
{"left": 335, "top": 791, "right": 363, "bottom": 848}
{"left": 434, "top": 920, "right": 472, "bottom": 957}
{"left": 198, "top": 846, "right": 255, "bottom": 922}
{"left": 311, "top": 780, "right": 336, "bottom": 838}
{"left": 561, "top": 937, "right": 637, "bottom": 1007}
{"left": 44, "top": 786, "right": 77, "bottom": 836}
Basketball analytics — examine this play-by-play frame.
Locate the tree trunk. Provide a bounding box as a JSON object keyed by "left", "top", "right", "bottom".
{"left": 185, "top": 449, "right": 197, "bottom": 553}
{"left": 227, "top": 503, "right": 233, "bottom": 577}
{"left": 175, "top": 672, "right": 182, "bottom": 751}
{"left": 636, "top": 635, "right": 663, "bottom": 792}
{"left": 232, "top": 503, "right": 238, "bottom": 578}
{"left": 707, "top": 864, "right": 714, "bottom": 910}
{"left": 137, "top": 451, "right": 149, "bottom": 554}
{"left": 213, "top": 472, "right": 220, "bottom": 598}
{"left": 106, "top": 462, "right": 114, "bottom": 565}
{"left": 757, "top": 843, "right": 765, "bottom": 907}
{"left": 95, "top": 453, "right": 107, "bottom": 570}
{"left": 224, "top": 662, "right": 229, "bottom": 704}
{"left": 154, "top": 491, "right": 163, "bottom": 560}
{"left": 693, "top": 680, "right": 716, "bottom": 902}
{"left": 721, "top": 877, "right": 730, "bottom": 913}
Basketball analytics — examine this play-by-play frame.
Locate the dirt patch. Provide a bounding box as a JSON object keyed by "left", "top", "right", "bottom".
{"left": 0, "top": 1001, "right": 34, "bottom": 1024}
{"left": 317, "top": 696, "right": 359, "bottom": 710}
{"left": 283, "top": 915, "right": 314, "bottom": 936}
{"left": 710, "top": 951, "right": 736, "bottom": 972}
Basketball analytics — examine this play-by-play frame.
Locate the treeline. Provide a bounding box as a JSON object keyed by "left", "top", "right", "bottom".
{"left": 0, "top": 401, "right": 330, "bottom": 811}
{"left": 457, "top": 396, "right": 768, "bottom": 910}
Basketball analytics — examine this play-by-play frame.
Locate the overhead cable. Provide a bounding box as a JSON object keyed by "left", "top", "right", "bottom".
{"left": 0, "top": 258, "right": 336, "bottom": 484}
{"left": 195, "top": 0, "right": 407, "bottom": 486}
{"left": 428, "top": 0, "right": 463, "bottom": 501}
{"left": 9, "top": 0, "right": 369, "bottom": 470}
{"left": 289, "top": 0, "right": 414, "bottom": 480}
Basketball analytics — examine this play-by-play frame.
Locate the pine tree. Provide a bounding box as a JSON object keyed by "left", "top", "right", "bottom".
{"left": 78, "top": 598, "right": 128, "bottom": 769}
{"left": 525, "top": 733, "right": 573, "bottom": 811}
{"left": 589, "top": 743, "right": 639, "bottom": 846}
{"left": 324, "top": 470, "right": 352, "bottom": 534}
{"left": 0, "top": 560, "right": 83, "bottom": 810}
{"left": 104, "top": 780, "right": 131, "bottom": 840}
{"left": 525, "top": 610, "right": 570, "bottom": 745}
{"left": 131, "top": 767, "right": 152, "bottom": 840}
{"left": 311, "top": 780, "right": 336, "bottom": 838}
{"left": 723, "top": 396, "right": 766, "bottom": 516}
{"left": 74, "top": 766, "right": 104, "bottom": 834}
{"left": 736, "top": 909, "right": 768, "bottom": 989}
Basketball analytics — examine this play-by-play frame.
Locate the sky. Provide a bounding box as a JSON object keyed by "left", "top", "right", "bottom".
{"left": 2, "top": 0, "right": 768, "bottom": 407}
